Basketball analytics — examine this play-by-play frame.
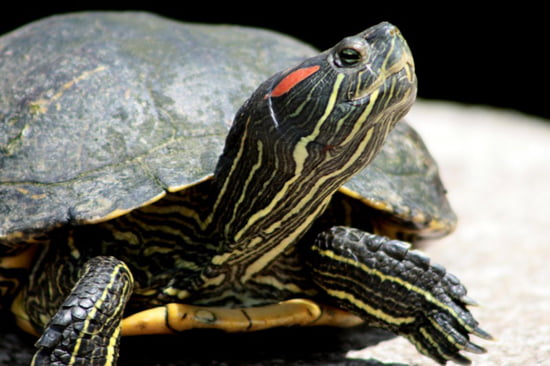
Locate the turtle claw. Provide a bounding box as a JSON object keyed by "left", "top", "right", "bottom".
{"left": 308, "top": 227, "right": 491, "bottom": 364}
{"left": 406, "top": 322, "right": 486, "bottom": 365}
{"left": 472, "top": 326, "right": 494, "bottom": 340}
{"left": 449, "top": 353, "right": 472, "bottom": 365}
{"left": 402, "top": 284, "right": 491, "bottom": 364}
{"left": 463, "top": 341, "right": 487, "bottom": 354}
{"left": 460, "top": 295, "right": 480, "bottom": 307}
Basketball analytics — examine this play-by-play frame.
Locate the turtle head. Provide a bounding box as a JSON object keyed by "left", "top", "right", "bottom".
{"left": 210, "top": 22, "right": 416, "bottom": 256}
{"left": 260, "top": 22, "right": 417, "bottom": 176}
{"left": 218, "top": 22, "right": 416, "bottom": 183}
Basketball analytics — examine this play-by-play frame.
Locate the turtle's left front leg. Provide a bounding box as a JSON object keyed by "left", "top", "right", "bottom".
{"left": 32, "top": 256, "right": 133, "bottom": 366}
{"left": 306, "top": 226, "right": 492, "bottom": 365}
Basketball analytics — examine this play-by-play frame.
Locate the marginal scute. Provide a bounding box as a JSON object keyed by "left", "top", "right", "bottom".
{"left": 342, "top": 121, "right": 457, "bottom": 239}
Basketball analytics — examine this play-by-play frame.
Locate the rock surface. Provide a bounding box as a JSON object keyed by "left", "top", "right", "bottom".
{"left": 1, "top": 100, "right": 549, "bottom": 365}
{"left": 354, "top": 101, "right": 550, "bottom": 365}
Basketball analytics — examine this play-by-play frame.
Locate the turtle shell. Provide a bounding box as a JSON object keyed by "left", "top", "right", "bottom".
{"left": 342, "top": 121, "right": 456, "bottom": 239}
{"left": 0, "top": 12, "right": 455, "bottom": 241}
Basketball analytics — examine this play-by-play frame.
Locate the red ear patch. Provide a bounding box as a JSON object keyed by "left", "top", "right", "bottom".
{"left": 269, "top": 65, "right": 320, "bottom": 97}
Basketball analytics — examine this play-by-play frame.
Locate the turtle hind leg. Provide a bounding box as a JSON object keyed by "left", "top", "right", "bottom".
{"left": 32, "top": 256, "right": 133, "bottom": 366}
{"left": 306, "top": 226, "right": 492, "bottom": 365}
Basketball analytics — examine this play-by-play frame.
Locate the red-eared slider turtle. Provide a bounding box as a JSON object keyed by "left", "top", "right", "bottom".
{"left": 0, "top": 12, "right": 491, "bottom": 365}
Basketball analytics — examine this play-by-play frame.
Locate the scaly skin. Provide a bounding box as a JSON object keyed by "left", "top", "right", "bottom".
{"left": 307, "top": 226, "right": 492, "bottom": 364}
{"left": 0, "top": 18, "right": 490, "bottom": 366}
{"left": 32, "top": 257, "right": 133, "bottom": 366}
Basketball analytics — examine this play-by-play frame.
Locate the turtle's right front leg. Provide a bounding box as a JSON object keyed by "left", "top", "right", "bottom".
{"left": 32, "top": 256, "right": 133, "bottom": 366}
{"left": 306, "top": 226, "right": 492, "bottom": 365}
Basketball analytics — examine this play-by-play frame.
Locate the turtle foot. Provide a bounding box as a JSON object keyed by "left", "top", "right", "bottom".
{"left": 32, "top": 256, "right": 133, "bottom": 366}
{"left": 307, "top": 226, "right": 492, "bottom": 365}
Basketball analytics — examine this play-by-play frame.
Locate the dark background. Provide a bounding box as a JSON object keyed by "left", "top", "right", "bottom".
{"left": 0, "top": 5, "right": 547, "bottom": 121}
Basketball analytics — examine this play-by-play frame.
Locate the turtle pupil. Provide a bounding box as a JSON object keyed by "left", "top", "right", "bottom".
{"left": 338, "top": 48, "right": 362, "bottom": 66}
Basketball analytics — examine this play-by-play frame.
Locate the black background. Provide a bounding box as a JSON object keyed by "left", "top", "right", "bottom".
{"left": 1, "top": 4, "right": 547, "bottom": 120}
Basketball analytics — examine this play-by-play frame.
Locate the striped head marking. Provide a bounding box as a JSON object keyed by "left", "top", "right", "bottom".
{"left": 210, "top": 23, "right": 417, "bottom": 251}
{"left": 233, "top": 22, "right": 417, "bottom": 178}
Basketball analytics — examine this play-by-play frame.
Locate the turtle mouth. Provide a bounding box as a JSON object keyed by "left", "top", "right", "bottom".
{"left": 348, "top": 56, "right": 416, "bottom": 105}
{"left": 348, "top": 22, "right": 416, "bottom": 105}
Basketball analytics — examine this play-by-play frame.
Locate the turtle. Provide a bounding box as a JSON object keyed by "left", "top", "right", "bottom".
{"left": 0, "top": 12, "right": 491, "bottom": 366}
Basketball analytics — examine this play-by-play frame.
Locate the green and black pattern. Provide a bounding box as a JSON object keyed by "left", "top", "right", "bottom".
{"left": 0, "top": 12, "right": 490, "bottom": 366}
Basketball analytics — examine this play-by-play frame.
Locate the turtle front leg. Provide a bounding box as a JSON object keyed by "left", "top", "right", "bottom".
{"left": 306, "top": 226, "right": 492, "bottom": 365}
{"left": 32, "top": 256, "right": 133, "bottom": 366}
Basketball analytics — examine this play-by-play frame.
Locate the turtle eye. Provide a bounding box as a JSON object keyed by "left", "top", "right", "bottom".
{"left": 333, "top": 38, "right": 369, "bottom": 68}
{"left": 337, "top": 48, "right": 363, "bottom": 66}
